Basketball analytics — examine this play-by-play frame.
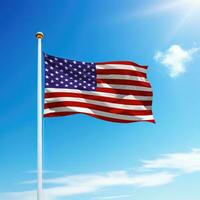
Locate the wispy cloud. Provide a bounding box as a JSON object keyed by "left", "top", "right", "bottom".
{"left": 0, "top": 171, "right": 175, "bottom": 200}
{"left": 94, "top": 194, "right": 132, "bottom": 200}
{"left": 142, "top": 149, "right": 200, "bottom": 173}
{"left": 44, "top": 171, "right": 175, "bottom": 199}
{"left": 22, "top": 170, "right": 175, "bottom": 187}
{"left": 154, "top": 44, "right": 199, "bottom": 77}
{"left": 2, "top": 149, "right": 200, "bottom": 200}
{"left": 26, "top": 170, "right": 57, "bottom": 174}
{"left": 1, "top": 191, "right": 36, "bottom": 200}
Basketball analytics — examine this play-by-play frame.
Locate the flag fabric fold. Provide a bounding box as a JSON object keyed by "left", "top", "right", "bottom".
{"left": 44, "top": 53, "right": 155, "bottom": 123}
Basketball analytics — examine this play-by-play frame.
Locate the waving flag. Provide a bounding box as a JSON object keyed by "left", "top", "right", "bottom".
{"left": 44, "top": 53, "right": 155, "bottom": 123}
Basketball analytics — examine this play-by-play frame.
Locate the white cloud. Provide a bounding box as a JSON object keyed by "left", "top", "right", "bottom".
{"left": 142, "top": 149, "right": 200, "bottom": 173}
{"left": 26, "top": 170, "right": 56, "bottom": 174}
{"left": 0, "top": 171, "right": 175, "bottom": 200}
{"left": 94, "top": 194, "right": 132, "bottom": 199}
{"left": 2, "top": 149, "right": 200, "bottom": 200}
{"left": 21, "top": 170, "right": 174, "bottom": 187}
{"left": 154, "top": 44, "right": 199, "bottom": 77}
{"left": 0, "top": 191, "right": 36, "bottom": 200}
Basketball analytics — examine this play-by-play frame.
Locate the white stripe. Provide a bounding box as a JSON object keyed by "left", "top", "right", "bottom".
{"left": 97, "top": 83, "right": 152, "bottom": 91}
{"left": 44, "top": 107, "right": 154, "bottom": 121}
{"left": 96, "top": 64, "right": 146, "bottom": 73}
{"left": 45, "top": 97, "right": 152, "bottom": 110}
{"left": 45, "top": 88, "right": 152, "bottom": 101}
{"left": 97, "top": 74, "right": 148, "bottom": 82}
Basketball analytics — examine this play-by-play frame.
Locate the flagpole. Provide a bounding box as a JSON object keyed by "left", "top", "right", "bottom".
{"left": 36, "top": 32, "right": 44, "bottom": 200}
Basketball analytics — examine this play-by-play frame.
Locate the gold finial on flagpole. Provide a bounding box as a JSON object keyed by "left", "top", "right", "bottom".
{"left": 36, "top": 32, "right": 44, "bottom": 39}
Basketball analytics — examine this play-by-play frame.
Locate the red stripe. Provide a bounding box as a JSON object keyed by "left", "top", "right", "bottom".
{"left": 44, "top": 112, "right": 155, "bottom": 123}
{"left": 96, "top": 61, "right": 147, "bottom": 69}
{"left": 44, "top": 102, "right": 152, "bottom": 116}
{"left": 45, "top": 92, "right": 152, "bottom": 105}
{"left": 97, "top": 79, "right": 151, "bottom": 87}
{"left": 96, "top": 88, "right": 152, "bottom": 96}
{"left": 96, "top": 69, "right": 147, "bottom": 78}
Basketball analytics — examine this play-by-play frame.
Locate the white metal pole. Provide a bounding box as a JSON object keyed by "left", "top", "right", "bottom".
{"left": 36, "top": 32, "right": 44, "bottom": 200}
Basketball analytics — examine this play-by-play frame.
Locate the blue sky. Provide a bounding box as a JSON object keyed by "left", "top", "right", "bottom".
{"left": 0, "top": 0, "right": 200, "bottom": 199}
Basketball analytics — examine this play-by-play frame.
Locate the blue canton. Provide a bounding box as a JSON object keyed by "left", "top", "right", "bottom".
{"left": 44, "top": 54, "right": 96, "bottom": 91}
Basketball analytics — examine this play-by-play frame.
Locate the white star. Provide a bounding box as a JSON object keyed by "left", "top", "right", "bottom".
{"left": 60, "top": 75, "right": 63, "bottom": 78}
{"left": 73, "top": 61, "right": 76, "bottom": 64}
{"left": 55, "top": 77, "right": 59, "bottom": 80}
{"left": 45, "top": 61, "right": 48, "bottom": 65}
{"left": 50, "top": 73, "right": 54, "bottom": 76}
{"left": 50, "top": 66, "right": 53, "bottom": 70}
{"left": 46, "top": 75, "right": 49, "bottom": 79}
{"left": 55, "top": 65, "right": 59, "bottom": 68}
{"left": 83, "top": 86, "right": 86, "bottom": 89}
{"left": 65, "top": 84, "right": 68, "bottom": 87}
{"left": 87, "top": 65, "right": 90, "bottom": 68}
{"left": 55, "top": 71, "right": 58, "bottom": 74}
{"left": 54, "top": 57, "right": 58, "bottom": 61}
{"left": 83, "top": 81, "right": 86, "bottom": 83}
{"left": 60, "top": 69, "right": 64, "bottom": 72}
{"left": 45, "top": 68, "right": 48, "bottom": 72}
{"left": 78, "top": 65, "right": 82, "bottom": 68}
{"left": 82, "top": 62, "right": 85, "bottom": 64}
{"left": 65, "top": 67, "right": 68, "bottom": 70}
{"left": 74, "top": 85, "right": 77, "bottom": 88}
{"left": 69, "top": 64, "right": 72, "bottom": 67}
{"left": 70, "top": 82, "right": 73, "bottom": 85}
{"left": 56, "top": 84, "right": 59, "bottom": 86}
{"left": 91, "top": 69, "right": 95, "bottom": 71}
{"left": 60, "top": 81, "right": 64, "bottom": 84}
{"left": 65, "top": 79, "right": 68, "bottom": 81}
{"left": 78, "top": 71, "right": 82, "bottom": 74}
{"left": 51, "top": 80, "right": 54, "bottom": 83}
{"left": 46, "top": 83, "right": 49, "bottom": 86}
{"left": 74, "top": 68, "right": 77, "bottom": 71}
{"left": 50, "top": 59, "right": 53, "bottom": 63}
{"left": 79, "top": 83, "right": 82, "bottom": 85}
{"left": 64, "top": 59, "right": 67, "bottom": 63}
{"left": 74, "top": 80, "right": 78, "bottom": 82}
{"left": 87, "top": 72, "right": 91, "bottom": 75}
{"left": 59, "top": 62, "right": 63, "bottom": 65}
{"left": 92, "top": 87, "right": 95, "bottom": 90}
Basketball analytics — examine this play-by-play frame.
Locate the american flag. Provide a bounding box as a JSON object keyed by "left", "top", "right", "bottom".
{"left": 44, "top": 53, "right": 155, "bottom": 123}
